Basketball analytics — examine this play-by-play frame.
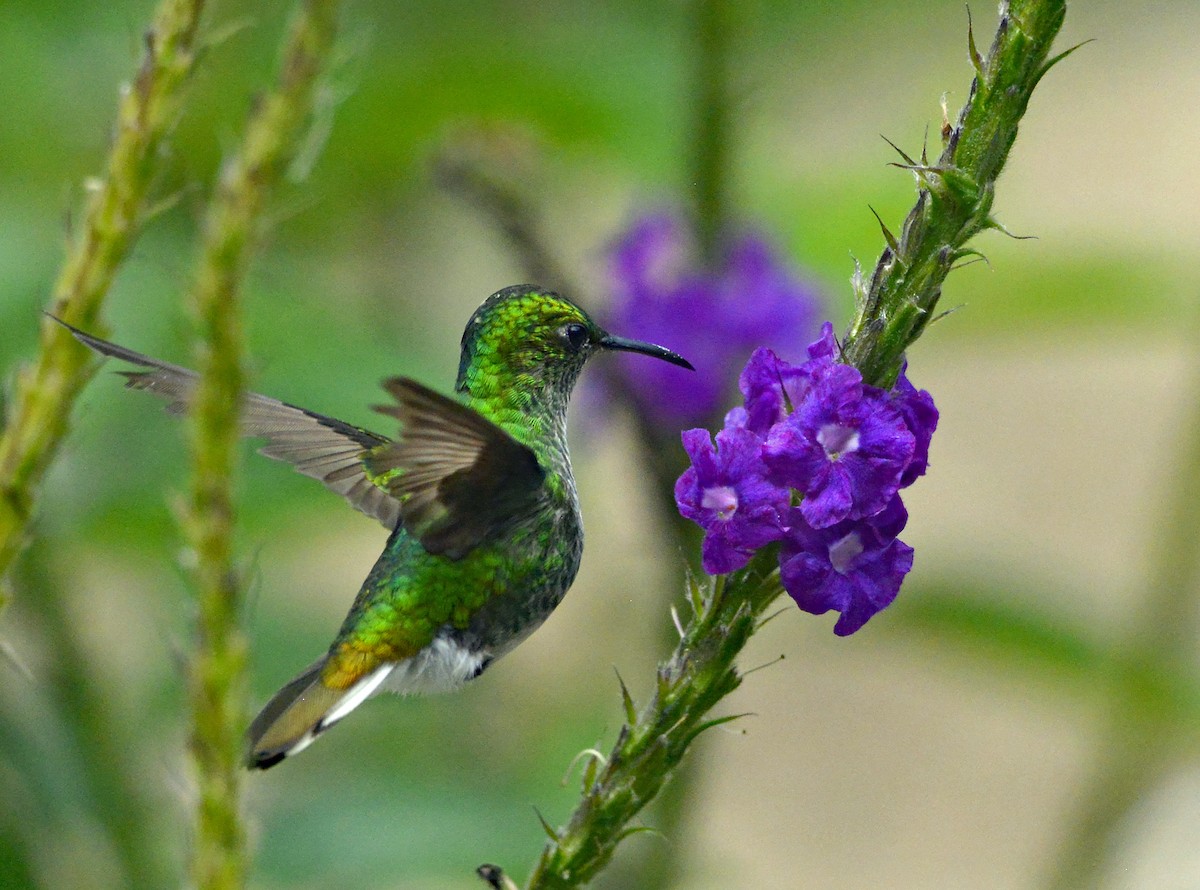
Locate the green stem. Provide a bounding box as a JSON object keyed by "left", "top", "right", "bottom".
{"left": 0, "top": 0, "right": 206, "bottom": 603}
{"left": 181, "top": 2, "right": 343, "bottom": 887}
{"left": 524, "top": 554, "right": 781, "bottom": 889}
{"left": 1045, "top": 314, "right": 1200, "bottom": 889}
{"left": 18, "top": 541, "right": 170, "bottom": 889}
{"left": 1045, "top": 696, "right": 1179, "bottom": 890}
{"left": 634, "top": 6, "right": 738, "bottom": 880}
{"left": 691, "top": 0, "right": 732, "bottom": 267}
{"left": 842, "top": 0, "right": 1068, "bottom": 388}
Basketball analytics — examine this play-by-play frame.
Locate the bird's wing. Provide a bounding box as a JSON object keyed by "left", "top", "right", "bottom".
{"left": 364, "top": 377, "right": 546, "bottom": 559}
{"left": 56, "top": 317, "right": 402, "bottom": 529}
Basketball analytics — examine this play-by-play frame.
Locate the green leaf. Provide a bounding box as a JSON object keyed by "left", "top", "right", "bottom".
{"left": 615, "top": 668, "right": 638, "bottom": 726}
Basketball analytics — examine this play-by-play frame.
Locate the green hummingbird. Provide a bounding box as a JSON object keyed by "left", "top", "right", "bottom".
{"left": 58, "top": 285, "right": 691, "bottom": 769}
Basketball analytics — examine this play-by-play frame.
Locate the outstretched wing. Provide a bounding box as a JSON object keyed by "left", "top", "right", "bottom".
{"left": 365, "top": 377, "right": 546, "bottom": 559}
{"left": 56, "top": 317, "right": 402, "bottom": 530}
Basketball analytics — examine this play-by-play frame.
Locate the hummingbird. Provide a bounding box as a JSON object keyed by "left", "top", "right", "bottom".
{"left": 57, "top": 285, "right": 692, "bottom": 769}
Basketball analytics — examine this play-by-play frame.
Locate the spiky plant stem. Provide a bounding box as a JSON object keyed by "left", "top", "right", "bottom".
{"left": 842, "top": 0, "right": 1070, "bottom": 388}
{"left": 181, "top": 2, "right": 342, "bottom": 887}
{"left": 502, "top": 3, "right": 1070, "bottom": 887}
{"left": 0, "top": 0, "right": 206, "bottom": 605}
{"left": 524, "top": 553, "right": 781, "bottom": 889}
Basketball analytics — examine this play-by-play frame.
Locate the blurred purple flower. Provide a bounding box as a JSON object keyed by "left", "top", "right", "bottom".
{"left": 606, "top": 212, "right": 822, "bottom": 431}
{"left": 674, "top": 426, "right": 789, "bottom": 574}
{"left": 779, "top": 496, "right": 914, "bottom": 636}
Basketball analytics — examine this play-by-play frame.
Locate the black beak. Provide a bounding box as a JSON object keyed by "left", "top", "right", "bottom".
{"left": 598, "top": 333, "right": 694, "bottom": 371}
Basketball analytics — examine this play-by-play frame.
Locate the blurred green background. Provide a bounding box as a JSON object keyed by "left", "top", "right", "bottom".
{"left": 3, "top": 1, "right": 1199, "bottom": 888}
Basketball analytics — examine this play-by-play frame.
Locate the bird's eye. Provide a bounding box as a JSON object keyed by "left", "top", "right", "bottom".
{"left": 562, "top": 322, "right": 589, "bottom": 351}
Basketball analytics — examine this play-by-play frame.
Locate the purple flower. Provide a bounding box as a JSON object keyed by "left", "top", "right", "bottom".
{"left": 734, "top": 348, "right": 809, "bottom": 434}
{"left": 731, "top": 322, "right": 847, "bottom": 436}
{"left": 762, "top": 364, "right": 915, "bottom": 529}
{"left": 802, "top": 321, "right": 839, "bottom": 363}
{"left": 669, "top": 314, "right": 938, "bottom": 636}
{"left": 674, "top": 426, "right": 789, "bottom": 574}
{"left": 892, "top": 365, "right": 939, "bottom": 487}
{"left": 779, "top": 496, "right": 914, "bottom": 636}
{"left": 606, "top": 211, "right": 821, "bottom": 430}
{"left": 676, "top": 323, "right": 936, "bottom": 638}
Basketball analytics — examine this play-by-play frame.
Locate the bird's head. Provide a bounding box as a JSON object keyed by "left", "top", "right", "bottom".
{"left": 456, "top": 286, "right": 692, "bottom": 402}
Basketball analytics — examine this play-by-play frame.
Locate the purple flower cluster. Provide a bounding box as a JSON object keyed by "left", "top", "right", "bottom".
{"left": 675, "top": 324, "right": 937, "bottom": 635}
{"left": 606, "top": 212, "right": 821, "bottom": 430}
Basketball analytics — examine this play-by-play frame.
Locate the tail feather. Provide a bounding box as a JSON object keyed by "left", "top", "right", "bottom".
{"left": 246, "top": 657, "right": 393, "bottom": 769}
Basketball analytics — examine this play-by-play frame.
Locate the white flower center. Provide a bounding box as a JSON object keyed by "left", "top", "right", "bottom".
{"left": 817, "top": 423, "right": 860, "bottom": 460}
{"left": 701, "top": 485, "right": 739, "bottom": 520}
{"left": 828, "top": 532, "right": 864, "bottom": 574}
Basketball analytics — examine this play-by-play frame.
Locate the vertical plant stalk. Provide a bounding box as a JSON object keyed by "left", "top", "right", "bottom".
{"left": 505, "top": 3, "right": 1068, "bottom": 887}
{"left": 842, "top": 0, "right": 1069, "bottom": 388}
{"left": 181, "top": 2, "right": 342, "bottom": 887}
{"left": 1045, "top": 326, "right": 1200, "bottom": 889}
{"left": 16, "top": 541, "right": 170, "bottom": 889}
{"left": 0, "top": 0, "right": 206, "bottom": 604}
{"left": 635, "top": 1, "right": 736, "bottom": 885}
{"left": 691, "top": 0, "right": 732, "bottom": 267}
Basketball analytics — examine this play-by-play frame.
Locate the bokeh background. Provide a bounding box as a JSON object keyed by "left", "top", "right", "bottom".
{"left": 2, "top": 1, "right": 1198, "bottom": 888}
